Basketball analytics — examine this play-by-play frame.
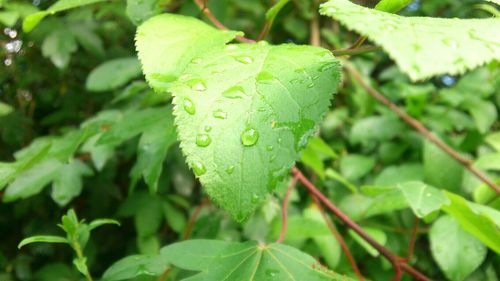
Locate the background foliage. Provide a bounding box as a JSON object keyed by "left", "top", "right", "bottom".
{"left": 1, "top": 0, "right": 499, "bottom": 280}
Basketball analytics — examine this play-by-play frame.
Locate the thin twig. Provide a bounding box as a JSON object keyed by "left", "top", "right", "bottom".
{"left": 292, "top": 167, "right": 432, "bottom": 281}
{"left": 344, "top": 63, "right": 500, "bottom": 194}
{"left": 183, "top": 196, "right": 210, "bottom": 240}
{"left": 310, "top": 2, "right": 321, "bottom": 47}
{"left": 332, "top": 45, "right": 381, "bottom": 56}
{"left": 310, "top": 194, "right": 364, "bottom": 280}
{"left": 277, "top": 178, "right": 298, "bottom": 243}
{"left": 405, "top": 218, "right": 420, "bottom": 262}
{"left": 193, "top": 0, "right": 256, "bottom": 43}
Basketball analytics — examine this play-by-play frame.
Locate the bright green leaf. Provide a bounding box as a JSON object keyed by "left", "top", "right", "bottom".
{"left": 485, "top": 131, "right": 500, "bottom": 152}
{"left": 136, "top": 14, "right": 239, "bottom": 91}
{"left": 160, "top": 240, "right": 347, "bottom": 280}
{"left": 102, "top": 254, "right": 169, "bottom": 281}
{"left": 23, "top": 0, "right": 107, "bottom": 32}
{"left": 89, "top": 219, "right": 120, "bottom": 231}
{"left": 340, "top": 154, "right": 375, "bottom": 181}
{"left": 18, "top": 235, "right": 68, "bottom": 249}
{"left": 86, "top": 57, "right": 142, "bottom": 92}
{"left": 320, "top": 0, "right": 500, "bottom": 81}
{"left": 375, "top": 0, "right": 412, "bottom": 13}
{"left": 430, "top": 215, "right": 487, "bottom": 281}
{"left": 396, "top": 181, "right": 450, "bottom": 218}
{"left": 442, "top": 191, "right": 500, "bottom": 253}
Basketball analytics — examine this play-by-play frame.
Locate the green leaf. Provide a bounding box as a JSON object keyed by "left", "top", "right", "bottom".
{"left": 51, "top": 160, "right": 93, "bottom": 206}
{"left": 160, "top": 240, "right": 347, "bottom": 280}
{"left": 89, "top": 219, "right": 120, "bottom": 231}
{"left": 348, "top": 227, "right": 387, "bottom": 257}
{"left": 102, "top": 254, "right": 169, "bottom": 281}
{"left": 442, "top": 191, "right": 500, "bottom": 253}
{"left": 3, "top": 159, "right": 63, "bottom": 202}
{"left": 340, "top": 154, "right": 375, "bottom": 181}
{"left": 0, "top": 102, "right": 13, "bottom": 117}
{"left": 130, "top": 109, "right": 176, "bottom": 193}
{"left": 85, "top": 57, "right": 143, "bottom": 92}
{"left": 350, "top": 116, "right": 405, "bottom": 144}
{"left": 18, "top": 235, "right": 68, "bottom": 249}
{"left": 374, "top": 0, "right": 412, "bottom": 13}
{"left": 71, "top": 27, "right": 105, "bottom": 58}
{"left": 320, "top": 0, "right": 500, "bottom": 81}
{"left": 162, "top": 201, "right": 187, "bottom": 234}
{"left": 23, "top": 0, "right": 107, "bottom": 32}
{"left": 485, "top": 131, "right": 500, "bottom": 152}
{"left": 430, "top": 215, "right": 487, "bottom": 281}
{"left": 126, "top": 0, "right": 163, "bottom": 25}
{"left": 0, "top": 11, "right": 19, "bottom": 27}
{"left": 462, "top": 98, "right": 497, "bottom": 134}
{"left": 396, "top": 181, "right": 450, "bottom": 218}
{"left": 136, "top": 14, "right": 239, "bottom": 91}
{"left": 423, "top": 140, "right": 463, "bottom": 191}
{"left": 41, "top": 29, "right": 78, "bottom": 69}
{"left": 265, "top": 0, "right": 290, "bottom": 23}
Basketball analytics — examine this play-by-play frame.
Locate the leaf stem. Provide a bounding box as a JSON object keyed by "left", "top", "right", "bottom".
{"left": 192, "top": 0, "right": 256, "bottom": 43}
{"left": 332, "top": 45, "right": 380, "bottom": 56}
{"left": 183, "top": 196, "right": 210, "bottom": 240}
{"left": 73, "top": 242, "right": 93, "bottom": 281}
{"left": 344, "top": 63, "right": 500, "bottom": 195}
{"left": 277, "top": 178, "right": 297, "bottom": 243}
{"left": 292, "top": 167, "right": 432, "bottom": 281}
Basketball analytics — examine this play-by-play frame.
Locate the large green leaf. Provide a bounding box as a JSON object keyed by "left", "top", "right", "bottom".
{"left": 320, "top": 0, "right": 500, "bottom": 81}
{"left": 102, "top": 254, "right": 169, "bottom": 281}
{"left": 430, "top": 215, "right": 487, "bottom": 281}
{"left": 136, "top": 15, "right": 341, "bottom": 222}
{"left": 135, "top": 14, "right": 239, "bottom": 91}
{"left": 160, "top": 240, "right": 347, "bottom": 280}
{"left": 23, "top": 0, "right": 107, "bottom": 32}
{"left": 442, "top": 191, "right": 500, "bottom": 253}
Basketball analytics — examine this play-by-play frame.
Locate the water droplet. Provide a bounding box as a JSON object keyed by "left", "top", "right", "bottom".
{"left": 183, "top": 98, "right": 195, "bottom": 115}
{"left": 257, "top": 71, "right": 275, "bottom": 83}
{"left": 294, "top": 68, "right": 306, "bottom": 74}
{"left": 179, "top": 74, "right": 192, "bottom": 81}
{"left": 234, "top": 56, "right": 253, "bottom": 64}
{"left": 327, "top": 7, "right": 337, "bottom": 13}
{"left": 277, "top": 138, "right": 282, "bottom": 144}
{"left": 266, "top": 145, "right": 274, "bottom": 151}
{"left": 213, "top": 109, "right": 227, "bottom": 119}
{"left": 225, "top": 45, "right": 238, "bottom": 50}
{"left": 191, "top": 58, "right": 202, "bottom": 64}
{"left": 241, "top": 127, "right": 259, "bottom": 146}
{"left": 319, "top": 62, "right": 337, "bottom": 72}
{"left": 204, "top": 126, "right": 212, "bottom": 132}
{"left": 192, "top": 161, "right": 206, "bottom": 176}
{"left": 187, "top": 79, "right": 207, "bottom": 91}
{"left": 196, "top": 134, "right": 211, "bottom": 147}
{"left": 307, "top": 83, "right": 315, "bottom": 88}
{"left": 223, "top": 85, "right": 245, "bottom": 99}
{"left": 290, "top": 78, "right": 301, "bottom": 84}
{"left": 226, "top": 165, "right": 235, "bottom": 174}
{"left": 251, "top": 193, "right": 260, "bottom": 204}
{"left": 266, "top": 268, "right": 279, "bottom": 277}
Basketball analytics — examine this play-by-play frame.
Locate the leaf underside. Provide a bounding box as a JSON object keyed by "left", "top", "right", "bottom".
{"left": 320, "top": 0, "right": 500, "bottom": 81}
{"left": 136, "top": 14, "right": 341, "bottom": 221}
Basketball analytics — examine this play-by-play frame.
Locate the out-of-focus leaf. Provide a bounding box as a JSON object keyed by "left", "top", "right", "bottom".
{"left": 397, "top": 181, "right": 450, "bottom": 218}
{"left": 86, "top": 57, "right": 143, "bottom": 92}
{"left": 51, "top": 160, "right": 93, "bottom": 206}
{"left": 340, "top": 154, "right": 375, "bottom": 181}
{"left": 102, "top": 254, "right": 169, "bottom": 281}
{"left": 41, "top": 29, "right": 77, "bottom": 69}
{"left": 348, "top": 227, "right": 387, "bottom": 257}
{"left": 430, "top": 215, "right": 487, "bottom": 281}
{"left": 375, "top": 0, "right": 412, "bottom": 13}
{"left": 350, "top": 116, "right": 405, "bottom": 144}
{"left": 423, "top": 140, "right": 463, "bottom": 191}
{"left": 0, "top": 102, "right": 13, "bottom": 117}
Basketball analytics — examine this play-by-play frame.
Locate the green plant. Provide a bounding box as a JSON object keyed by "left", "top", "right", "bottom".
{"left": 2, "top": 0, "right": 500, "bottom": 280}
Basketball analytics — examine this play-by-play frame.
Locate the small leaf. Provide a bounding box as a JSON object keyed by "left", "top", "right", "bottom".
{"left": 18, "top": 235, "right": 68, "bottom": 249}
{"left": 320, "top": 0, "right": 500, "bottom": 81}
{"left": 51, "top": 160, "right": 93, "bottom": 206}
{"left": 41, "top": 29, "right": 77, "bottom": 69}
{"left": 160, "top": 239, "right": 348, "bottom": 280}
{"left": 430, "top": 215, "right": 487, "bottom": 281}
{"left": 340, "top": 154, "right": 375, "bottom": 181}
{"left": 103, "top": 255, "right": 169, "bottom": 281}
{"left": 423, "top": 140, "right": 463, "bottom": 191}
{"left": 374, "top": 0, "right": 412, "bottom": 13}
{"left": 23, "top": 0, "right": 106, "bottom": 32}
{"left": 126, "top": 0, "right": 163, "bottom": 25}
{"left": 89, "top": 219, "right": 120, "bottom": 231}
{"left": 85, "top": 57, "right": 143, "bottom": 92}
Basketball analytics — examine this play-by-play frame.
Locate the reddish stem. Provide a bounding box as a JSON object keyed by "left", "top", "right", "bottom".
{"left": 277, "top": 178, "right": 297, "bottom": 243}
{"left": 406, "top": 218, "right": 420, "bottom": 262}
{"left": 292, "top": 167, "right": 432, "bottom": 281}
{"left": 310, "top": 194, "right": 364, "bottom": 281}
{"left": 183, "top": 196, "right": 210, "bottom": 240}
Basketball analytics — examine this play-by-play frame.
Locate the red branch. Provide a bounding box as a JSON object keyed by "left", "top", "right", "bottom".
{"left": 292, "top": 167, "right": 432, "bottom": 281}
{"left": 310, "top": 194, "right": 364, "bottom": 281}
{"left": 182, "top": 196, "right": 210, "bottom": 240}
{"left": 277, "top": 178, "right": 297, "bottom": 243}
{"left": 406, "top": 218, "right": 420, "bottom": 262}
{"left": 345, "top": 63, "right": 500, "bottom": 195}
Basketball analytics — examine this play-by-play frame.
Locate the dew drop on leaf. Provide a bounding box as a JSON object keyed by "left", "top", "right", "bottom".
{"left": 196, "top": 134, "right": 211, "bottom": 147}
{"left": 204, "top": 125, "right": 212, "bottom": 132}
{"left": 234, "top": 56, "right": 253, "bottom": 64}
{"left": 225, "top": 165, "right": 235, "bottom": 174}
{"left": 241, "top": 127, "right": 259, "bottom": 146}
{"left": 266, "top": 145, "right": 274, "bottom": 151}
{"left": 223, "top": 85, "right": 245, "bottom": 99}
{"left": 187, "top": 79, "right": 207, "bottom": 91}
{"left": 256, "top": 71, "right": 276, "bottom": 83}
{"left": 251, "top": 193, "right": 259, "bottom": 204}
{"left": 266, "top": 268, "right": 279, "bottom": 277}
{"left": 183, "top": 98, "right": 195, "bottom": 115}
{"left": 192, "top": 161, "right": 206, "bottom": 176}
{"left": 212, "top": 109, "right": 227, "bottom": 119}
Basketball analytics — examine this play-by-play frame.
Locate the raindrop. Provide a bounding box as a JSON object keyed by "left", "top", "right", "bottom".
{"left": 241, "top": 127, "right": 259, "bottom": 146}
{"left": 290, "top": 78, "right": 301, "bottom": 84}
{"left": 256, "top": 71, "right": 275, "bottom": 83}
{"left": 266, "top": 268, "right": 279, "bottom": 277}
{"left": 225, "top": 165, "right": 235, "bottom": 174}
{"left": 251, "top": 193, "right": 260, "bottom": 204}
{"left": 213, "top": 109, "right": 227, "bottom": 119}
{"left": 196, "top": 134, "right": 211, "bottom": 147}
{"left": 266, "top": 145, "right": 274, "bottom": 151}
{"left": 327, "top": 7, "right": 337, "bottom": 13}
{"left": 183, "top": 98, "right": 195, "bottom": 115}
{"left": 187, "top": 79, "right": 207, "bottom": 91}
{"left": 192, "top": 161, "right": 206, "bottom": 176}
{"left": 319, "top": 62, "right": 337, "bottom": 72}
{"left": 204, "top": 125, "right": 212, "bottom": 132}
{"left": 223, "top": 85, "right": 246, "bottom": 99}
{"left": 234, "top": 56, "right": 253, "bottom": 64}
{"left": 307, "top": 83, "right": 315, "bottom": 88}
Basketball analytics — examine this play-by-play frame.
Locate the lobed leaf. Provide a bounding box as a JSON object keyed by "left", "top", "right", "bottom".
{"left": 320, "top": 0, "right": 500, "bottom": 81}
